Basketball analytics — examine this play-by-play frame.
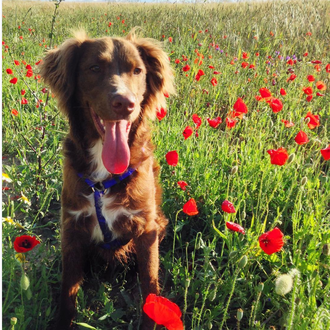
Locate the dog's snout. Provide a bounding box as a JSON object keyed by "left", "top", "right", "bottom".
{"left": 111, "top": 94, "right": 136, "bottom": 115}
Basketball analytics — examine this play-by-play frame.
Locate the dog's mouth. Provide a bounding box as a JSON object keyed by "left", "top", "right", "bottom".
{"left": 91, "top": 108, "right": 131, "bottom": 175}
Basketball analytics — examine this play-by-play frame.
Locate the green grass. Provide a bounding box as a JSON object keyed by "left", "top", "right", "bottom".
{"left": 2, "top": 0, "right": 330, "bottom": 329}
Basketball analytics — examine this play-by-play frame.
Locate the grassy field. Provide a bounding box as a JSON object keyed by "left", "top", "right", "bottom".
{"left": 2, "top": 0, "right": 330, "bottom": 329}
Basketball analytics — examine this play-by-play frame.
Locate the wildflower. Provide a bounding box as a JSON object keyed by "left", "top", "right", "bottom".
{"left": 275, "top": 274, "right": 293, "bottom": 295}
{"left": 302, "top": 87, "right": 313, "bottom": 95}
{"left": 2, "top": 173, "right": 12, "bottom": 182}
{"left": 307, "top": 75, "right": 315, "bottom": 82}
{"left": 14, "top": 60, "right": 20, "bottom": 66}
{"left": 21, "top": 98, "right": 28, "bottom": 105}
{"left": 143, "top": 294, "right": 183, "bottom": 330}
{"left": 241, "top": 62, "right": 249, "bottom": 68}
{"left": 182, "top": 64, "right": 190, "bottom": 72}
{"left": 226, "top": 117, "right": 237, "bottom": 129}
{"left": 6, "top": 68, "right": 13, "bottom": 74}
{"left": 221, "top": 200, "right": 236, "bottom": 213}
{"left": 305, "top": 112, "right": 320, "bottom": 129}
{"left": 192, "top": 114, "right": 202, "bottom": 129}
{"left": 210, "top": 78, "right": 217, "bottom": 86}
{"left": 156, "top": 107, "right": 167, "bottom": 121}
{"left": 183, "top": 198, "right": 199, "bottom": 216}
{"left": 326, "top": 64, "right": 330, "bottom": 73}
{"left": 11, "top": 109, "right": 18, "bottom": 116}
{"left": 226, "top": 221, "right": 245, "bottom": 234}
{"left": 267, "top": 148, "right": 289, "bottom": 166}
{"left": 10, "top": 77, "right": 18, "bottom": 84}
{"left": 294, "top": 131, "right": 309, "bottom": 145}
{"left": 26, "top": 70, "right": 33, "bottom": 78}
{"left": 207, "top": 117, "right": 222, "bottom": 128}
{"left": 316, "top": 81, "right": 326, "bottom": 91}
{"left": 177, "top": 181, "right": 188, "bottom": 191}
{"left": 306, "top": 95, "right": 313, "bottom": 102}
{"left": 320, "top": 145, "right": 330, "bottom": 161}
{"left": 287, "top": 74, "right": 297, "bottom": 82}
{"left": 268, "top": 98, "right": 283, "bottom": 113}
{"left": 165, "top": 150, "right": 178, "bottom": 166}
{"left": 13, "top": 235, "right": 40, "bottom": 253}
{"left": 182, "top": 126, "right": 193, "bottom": 140}
{"left": 19, "top": 193, "right": 31, "bottom": 206}
{"left": 281, "top": 119, "right": 294, "bottom": 128}
{"left": 259, "top": 227, "right": 284, "bottom": 255}
{"left": 168, "top": 37, "right": 173, "bottom": 43}
{"left": 280, "top": 88, "right": 286, "bottom": 95}
{"left": 259, "top": 87, "right": 272, "bottom": 98}
{"left": 233, "top": 97, "right": 248, "bottom": 117}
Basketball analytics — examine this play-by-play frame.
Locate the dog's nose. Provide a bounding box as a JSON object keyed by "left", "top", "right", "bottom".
{"left": 111, "top": 94, "right": 136, "bottom": 115}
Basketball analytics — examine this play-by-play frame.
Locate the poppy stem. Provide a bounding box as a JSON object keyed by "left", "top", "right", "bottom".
{"left": 172, "top": 210, "right": 182, "bottom": 265}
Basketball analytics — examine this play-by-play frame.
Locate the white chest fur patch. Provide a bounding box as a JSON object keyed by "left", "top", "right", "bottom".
{"left": 69, "top": 193, "right": 141, "bottom": 244}
{"left": 88, "top": 139, "right": 110, "bottom": 182}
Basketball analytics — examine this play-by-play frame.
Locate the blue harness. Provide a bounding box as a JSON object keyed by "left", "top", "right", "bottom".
{"left": 78, "top": 167, "right": 136, "bottom": 250}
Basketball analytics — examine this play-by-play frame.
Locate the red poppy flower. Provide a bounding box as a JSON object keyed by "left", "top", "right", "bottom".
{"left": 143, "top": 294, "right": 183, "bottom": 330}
{"left": 259, "top": 87, "right": 272, "bottom": 98}
{"left": 259, "top": 227, "right": 284, "bottom": 255}
{"left": 316, "top": 92, "right": 324, "bottom": 97}
{"left": 221, "top": 200, "right": 236, "bottom": 213}
{"left": 165, "top": 151, "right": 178, "bottom": 166}
{"left": 183, "top": 198, "right": 198, "bottom": 216}
{"left": 13, "top": 235, "right": 40, "bottom": 253}
{"left": 307, "top": 75, "right": 315, "bottom": 82}
{"left": 302, "top": 87, "right": 313, "bottom": 95}
{"left": 306, "top": 95, "right": 313, "bottom": 102}
{"left": 294, "top": 131, "right": 309, "bottom": 145}
{"left": 210, "top": 78, "right": 217, "bottom": 86}
{"left": 305, "top": 112, "right": 320, "bottom": 129}
{"left": 320, "top": 145, "right": 330, "bottom": 161}
{"left": 268, "top": 98, "right": 283, "bottom": 113}
{"left": 226, "top": 221, "right": 245, "bottom": 234}
{"left": 192, "top": 114, "right": 202, "bottom": 129}
{"left": 10, "top": 77, "right": 18, "bottom": 84}
{"left": 182, "top": 64, "right": 190, "bottom": 72}
{"left": 281, "top": 119, "right": 294, "bottom": 128}
{"left": 207, "top": 117, "right": 222, "bottom": 128}
{"left": 26, "top": 70, "right": 33, "bottom": 78}
{"left": 177, "top": 181, "right": 188, "bottom": 191}
{"left": 11, "top": 109, "right": 18, "bottom": 116}
{"left": 267, "top": 148, "right": 289, "bottom": 166}
{"left": 241, "top": 62, "right": 249, "bottom": 68}
{"left": 182, "top": 126, "right": 193, "bottom": 140}
{"left": 287, "top": 74, "right": 297, "bottom": 82}
{"left": 316, "top": 81, "right": 326, "bottom": 91}
{"left": 21, "top": 98, "right": 28, "bottom": 105}
{"left": 168, "top": 37, "right": 173, "bottom": 43}
{"left": 21, "top": 89, "right": 26, "bottom": 96}
{"left": 175, "top": 59, "right": 180, "bottom": 64}
{"left": 280, "top": 88, "right": 286, "bottom": 95}
{"left": 226, "top": 117, "right": 237, "bottom": 129}
{"left": 156, "top": 107, "right": 167, "bottom": 121}
{"left": 14, "top": 60, "right": 20, "bottom": 66}
{"left": 233, "top": 98, "right": 248, "bottom": 115}
{"left": 326, "top": 64, "right": 330, "bottom": 73}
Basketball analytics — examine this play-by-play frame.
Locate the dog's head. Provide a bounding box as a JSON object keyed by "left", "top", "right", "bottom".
{"left": 40, "top": 30, "right": 174, "bottom": 174}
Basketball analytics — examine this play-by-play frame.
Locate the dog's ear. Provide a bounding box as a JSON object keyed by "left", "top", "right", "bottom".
{"left": 127, "top": 33, "right": 175, "bottom": 119}
{"left": 40, "top": 32, "right": 87, "bottom": 116}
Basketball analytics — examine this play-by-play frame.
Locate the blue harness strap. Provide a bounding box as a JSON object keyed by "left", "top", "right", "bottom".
{"left": 78, "top": 167, "right": 136, "bottom": 250}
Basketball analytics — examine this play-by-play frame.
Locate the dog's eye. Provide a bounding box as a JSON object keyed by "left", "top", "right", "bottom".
{"left": 90, "top": 65, "right": 100, "bottom": 72}
{"left": 133, "top": 68, "right": 142, "bottom": 75}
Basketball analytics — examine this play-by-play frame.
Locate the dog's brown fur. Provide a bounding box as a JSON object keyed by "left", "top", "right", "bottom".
{"left": 40, "top": 30, "right": 174, "bottom": 329}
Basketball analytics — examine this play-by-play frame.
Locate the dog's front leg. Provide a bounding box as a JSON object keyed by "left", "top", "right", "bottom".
{"left": 134, "top": 227, "right": 162, "bottom": 330}
{"left": 55, "top": 229, "right": 88, "bottom": 330}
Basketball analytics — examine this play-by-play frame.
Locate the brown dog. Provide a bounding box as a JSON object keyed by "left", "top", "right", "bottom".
{"left": 40, "top": 30, "right": 174, "bottom": 329}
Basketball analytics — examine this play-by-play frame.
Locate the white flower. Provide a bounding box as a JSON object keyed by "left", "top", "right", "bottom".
{"left": 275, "top": 274, "right": 293, "bottom": 296}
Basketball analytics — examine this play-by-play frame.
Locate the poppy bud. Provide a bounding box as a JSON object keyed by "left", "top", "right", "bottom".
{"left": 209, "top": 287, "right": 217, "bottom": 301}
{"left": 11, "top": 317, "right": 17, "bottom": 326}
{"left": 196, "top": 236, "right": 205, "bottom": 249}
{"left": 322, "top": 243, "right": 330, "bottom": 256}
{"left": 287, "top": 153, "right": 295, "bottom": 164}
{"left": 230, "top": 166, "right": 238, "bottom": 175}
{"left": 20, "top": 273, "right": 30, "bottom": 290}
{"left": 301, "top": 177, "right": 308, "bottom": 186}
{"left": 238, "top": 255, "right": 248, "bottom": 269}
{"left": 26, "top": 288, "right": 32, "bottom": 300}
{"left": 207, "top": 321, "right": 213, "bottom": 329}
{"left": 185, "top": 278, "right": 191, "bottom": 286}
{"left": 237, "top": 308, "right": 244, "bottom": 321}
{"left": 241, "top": 211, "right": 246, "bottom": 219}
{"left": 229, "top": 250, "right": 238, "bottom": 259}
{"left": 257, "top": 282, "right": 264, "bottom": 292}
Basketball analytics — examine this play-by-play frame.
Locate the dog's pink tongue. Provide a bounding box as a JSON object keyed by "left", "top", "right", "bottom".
{"left": 102, "top": 121, "right": 130, "bottom": 174}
